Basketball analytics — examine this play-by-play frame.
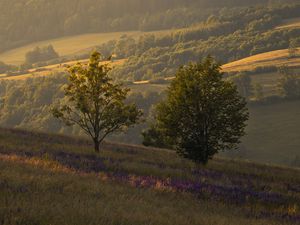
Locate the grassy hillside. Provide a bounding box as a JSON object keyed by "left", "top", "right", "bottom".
{"left": 0, "top": 31, "right": 144, "bottom": 65}
{"left": 0, "top": 128, "right": 299, "bottom": 225}
{"left": 0, "top": 59, "right": 127, "bottom": 81}
{"left": 222, "top": 48, "right": 300, "bottom": 73}
{"left": 224, "top": 100, "right": 300, "bottom": 166}
{"left": 276, "top": 17, "right": 300, "bottom": 30}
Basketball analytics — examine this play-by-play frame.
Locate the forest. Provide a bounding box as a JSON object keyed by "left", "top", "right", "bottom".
{"left": 0, "top": 0, "right": 298, "bottom": 52}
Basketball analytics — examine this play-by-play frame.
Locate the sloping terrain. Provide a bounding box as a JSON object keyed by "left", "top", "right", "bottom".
{"left": 0, "top": 128, "right": 299, "bottom": 225}
{"left": 0, "top": 30, "right": 172, "bottom": 65}
{"left": 222, "top": 48, "right": 300, "bottom": 73}
{"left": 276, "top": 17, "right": 300, "bottom": 30}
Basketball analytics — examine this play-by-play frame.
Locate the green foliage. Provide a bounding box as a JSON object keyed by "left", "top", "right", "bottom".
{"left": 0, "top": 0, "right": 299, "bottom": 53}
{"left": 52, "top": 52, "right": 142, "bottom": 152}
{"left": 253, "top": 83, "right": 265, "bottom": 101}
{"left": 144, "top": 57, "right": 249, "bottom": 164}
{"left": 277, "top": 66, "right": 300, "bottom": 98}
{"left": 0, "top": 61, "right": 11, "bottom": 73}
{"left": 230, "top": 73, "right": 253, "bottom": 99}
{"left": 25, "top": 45, "right": 59, "bottom": 64}
{"left": 288, "top": 38, "right": 300, "bottom": 58}
{"left": 104, "top": 2, "right": 300, "bottom": 82}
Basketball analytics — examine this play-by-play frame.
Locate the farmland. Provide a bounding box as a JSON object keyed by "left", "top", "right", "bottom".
{"left": 0, "top": 30, "right": 174, "bottom": 65}
{"left": 276, "top": 17, "right": 300, "bottom": 30}
{"left": 0, "top": 128, "right": 299, "bottom": 225}
{"left": 222, "top": 48, "right": 300, "bottom": 73}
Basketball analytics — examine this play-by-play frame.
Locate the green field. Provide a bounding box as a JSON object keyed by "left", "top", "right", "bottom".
{"left": 240, "top": 100, "right": 300, "bottom": 165}
{"left": 0, "top": 128, "right": 299, "bottom": 225}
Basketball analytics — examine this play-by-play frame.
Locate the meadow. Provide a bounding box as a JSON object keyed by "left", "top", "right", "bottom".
{"left": 0, "top": 32, "right": 138, "bottom": 65}
{"left": 0, "top": 29, "right": 174, "bottom": 66}
{"left": 222, "top": 48, "right": 300, "bottom": 73}
{"left": 0, "top": 128, "right": 299, "bottom": 225}
{"left": 276, "top": 17, "right": 300, "bottom": 30}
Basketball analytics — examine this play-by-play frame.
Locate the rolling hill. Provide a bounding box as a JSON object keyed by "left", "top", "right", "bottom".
{"left": 0, "top": 128, "right": 299, "bottom": 225}
{"left": 0, "top": 30, "right": 173, "bottom": 65}
{"left": 222, "top": 48, "right": 300, "bottom": 73}
{"left": 276, "top": 17, "right": 300, "bottom": 30}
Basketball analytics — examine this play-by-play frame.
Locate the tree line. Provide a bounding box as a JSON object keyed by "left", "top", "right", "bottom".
{"left": 0, "top": 0, "right": 298, "bottom": 52}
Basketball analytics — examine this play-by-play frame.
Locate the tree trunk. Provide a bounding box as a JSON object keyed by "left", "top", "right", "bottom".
{"left": 94, "top": 139, "right": 100, "bottom": 153}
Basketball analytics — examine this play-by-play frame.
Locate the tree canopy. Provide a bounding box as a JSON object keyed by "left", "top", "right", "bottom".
{"left": 143, "top": 57, "right": 249, "bottom": 164}
{"left": 52, "top": 51, "right": 142, "bottom": 152}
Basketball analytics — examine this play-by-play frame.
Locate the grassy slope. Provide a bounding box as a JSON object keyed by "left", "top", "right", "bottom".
{"left": 1, "top": 59, "right": 127, "bottom": 81}
{"left": 0, "top": 31, "right": 139, "bottom": 65}
{"left": 0, "top": 30, "right": 174, "bottom": 65}
{"left": 276, "top": 17, "right": 300, "bottom": 30}
{"left": 222, "top": 48, "right": 300, "bottom": 72}
{"left": 0, "top": 128, "right": 299, "bottom": 225}
{"left": 241, "top": 100, "right": 300, "bottom": 165}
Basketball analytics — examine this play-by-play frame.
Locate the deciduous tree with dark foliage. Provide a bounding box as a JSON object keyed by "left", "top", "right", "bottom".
{"left": 53, "top": 51, "right": 142, "bottom": 152}
{"left": 143, "top": 57, "right": 249, "bottom": 164}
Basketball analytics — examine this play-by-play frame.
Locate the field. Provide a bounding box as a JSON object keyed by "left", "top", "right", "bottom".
{"left": 0, "top": 128, "right": 299, "bottom": 225}
{"left": 222, "top": 48, "right": 300, "bottom": 73}
{"left": 276, "top": 17, "right": 300, "bottom": 30}
{"left": 0, "top": 30, "right": 174, "bottom": 65}
{"left": 0, "top": 59, "right": 127, "bottom": 81}
{"left": 225, "top": 100, "right": 300, "bottom": 166}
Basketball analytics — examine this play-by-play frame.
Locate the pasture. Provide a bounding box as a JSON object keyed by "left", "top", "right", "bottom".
{"left": 222, "top": 48, "right": 300, "bottom": 73}
{"left": 0, "top": 30, "right": 173, "bottom": 65}
{"left": 0, "top": 128, "right": 299, "bottom": 225}
{"left": 276, "top": 17, "right": 300, "bottom": 30}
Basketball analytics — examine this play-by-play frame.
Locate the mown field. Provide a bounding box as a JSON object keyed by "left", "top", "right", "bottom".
{"left": 0, "top": 59, "right": 126, "bottom": 81}
{"left": 0, "top": 29, "right": 174, "bottom": 65}
{"left": 222, "top": 48, "right": 300, "bottom": 73}
{"left": 0, "top": 128, "right": 299, "bottom": 225}
{"left": 276, "top": 17, "right": 300, "bottom": 30}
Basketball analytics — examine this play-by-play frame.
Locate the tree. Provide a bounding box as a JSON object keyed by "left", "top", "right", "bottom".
{"left": 277, "top": 66, "right": 300, "bottom": 99}
{"left": 52, "top": 51, "right": 142, "bottom": 152}
{"left": 288, "top": 38, "right": 300, "bottom": 58}
{"left": 253, "top": 83, "right": 264, "bottom": 101}
{"left": 25, "top": 45, "right": 59, "bottom": 64}
{"left": 143, "top": 57, "right": 249, "bottom": 164}
{"left": 231, "top": 73, "right": 253, "bottom": 99}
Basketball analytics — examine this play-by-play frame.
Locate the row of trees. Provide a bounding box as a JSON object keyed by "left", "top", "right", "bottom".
{"left": 230, "top": 67, "right": 300, "bottom": 101}
{"left": 52, "top": 52, "right": 248, "bottom": 164}
{"left": 25, "top": 45, "right": 59, "bottom": 65}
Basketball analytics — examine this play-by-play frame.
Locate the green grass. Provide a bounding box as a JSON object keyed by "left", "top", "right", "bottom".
{"left": 240, "top": 100, "right": 300, "bottom": 165}
{"left": 0, "top": 128, "right": 299, "bottom": 225}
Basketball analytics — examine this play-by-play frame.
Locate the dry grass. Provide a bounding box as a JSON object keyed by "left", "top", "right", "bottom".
{"left": 2, "top": 59, "right": 126, "bottom": 81}
{"left": 0, "top": 30, "right": 174, "bottom": 65}
{"left": 0, "top": 128, "right": 299, "bottom": 225}
{"left": 0, "top": 32, "right": 138, "bottom": 65}
{"left": 276, "top": 17, "right": 300, "bottom": 30}
{"left": 222, "top": 48, "right": 300, "bottom": 72}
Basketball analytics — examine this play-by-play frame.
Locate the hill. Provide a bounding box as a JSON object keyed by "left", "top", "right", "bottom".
{"left": 0, "top": 30, "right": 169, "bottom": 65}
{"left": 222, "top": 48, "right": 300, "bottom": 73}
{"left": 0, "top": 128, "right": 299, "bottom": 225}
{"left": 276, "top": 17, "right": 300, "bottom": 30}
{"left": 1, "top": 0, "right": 281, "bottom": 53}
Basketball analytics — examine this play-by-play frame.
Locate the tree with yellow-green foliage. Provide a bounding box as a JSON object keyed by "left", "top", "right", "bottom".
{"left": 53, "top": 52, "right": 142, "bottom": 152}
